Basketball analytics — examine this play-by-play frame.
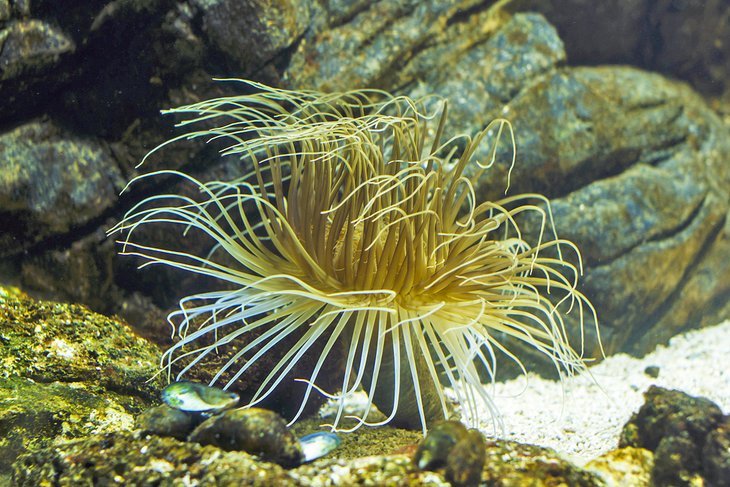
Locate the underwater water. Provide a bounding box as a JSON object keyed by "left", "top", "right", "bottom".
{"left": 1, "top": 1, "right": 729, "bottom": 486}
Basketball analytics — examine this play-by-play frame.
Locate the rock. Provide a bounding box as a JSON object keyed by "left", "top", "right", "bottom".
{"left": 0, "top": 19, "right": 74, "bottom": 81}
{"left": 480, "top": 439, "right": 601, "bottom": 486}
{"left": 415, "top": 420, "right": 470, "bottom": 470}
{"left": 19, "top": 225, "right": 121, "bottom": 312}
{"left": 0, "top": 1, "right": 10, "bottom": 22}
{"left": 0, "top": 119, "right": 123, "bottom": 256}
{"left": 643, "top": 366, "right": 660, "bottom": 379}
{"left": 0, "top": 19, "right": 75, "bottom": 119}
{"left": 0, "top": 286, "right": 163, "bottom": 477}
{"left": 446, "top": 429, "right": 486, "bottom": 487}
{"left": 11, "top": 428, "right": 608, "bottom": 486}
{"left": 652, "top": 430, "right": 703, "bottom": 486}
{"left": 507, "top": 0, "right": 649, "bottom": 66}
{"left": 703, "top": 417, "right": 730, "bottom": 487}
{"left": 620, "top": 386, "right": 724, "bottom": 452}
{"left": 619, "top": 386, "right": 726, "bottom": 486}
{"left": 509, "top": 1, "right": 730, "bottom": 97}
{"left": 408, "top": 12, "right": 566, "bottom": 140}
{"left": 585, "top": 446, "right": 654, "bottom": 487}
{"left": 487, "top": 65, "right": 730, "bottom": 357}
{"left": 189, "top": 408, "right": 303, "bottom": 468}
{"left": 413, "top": 420, "right": 488, "bottom": 485}
{"left": 0, "top": 286, "right": 161, "bottom": 395}
{"left": 283, "top": 0, "right": 494, "bottom": 91}
{"left": 195, "top": 0, "right": 312, "bottom": 74}
{"left": 0, "top": 376, "right": 139, "bottom": 481}
{"left": 12, "top": 431, "right": 294, "bottom": 487}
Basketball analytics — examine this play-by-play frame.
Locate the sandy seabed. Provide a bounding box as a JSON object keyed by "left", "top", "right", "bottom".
{"left": 471, "top": 319, "right": 730, "bottom": 465}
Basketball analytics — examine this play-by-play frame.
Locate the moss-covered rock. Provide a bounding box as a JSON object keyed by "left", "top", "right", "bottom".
{"left": 585, "top": 446, "right": 654, "bottom": 487}
{"left": 0, "top": 286, "right": 162, "bottom": 477}
{"left": 620, "top": 386, "right": 728, "bottom": 486}
{"left": 12, "top": 431, "right": 293, "bottom": 487}
{"left": 12, "top": 428, "right": 609, "bottom": 486}
{"left": 0, "top": 376, "right": 138, "bottom": 479}
{"left": 0, "top": 287, "right": 161, "bottom": 396}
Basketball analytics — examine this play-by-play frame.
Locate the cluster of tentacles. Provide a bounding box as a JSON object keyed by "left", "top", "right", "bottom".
{"left": 111, "top": 80, "right": 599, "bottom": 433}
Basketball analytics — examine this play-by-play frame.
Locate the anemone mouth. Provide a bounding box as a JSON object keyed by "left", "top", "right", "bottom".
{"left": 110, "top": 80, "right": 601, "bottom": 433}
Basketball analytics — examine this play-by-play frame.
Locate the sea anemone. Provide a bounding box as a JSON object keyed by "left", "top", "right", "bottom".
{"left": 111, "top": 80, "right": 599, "bottom": 433}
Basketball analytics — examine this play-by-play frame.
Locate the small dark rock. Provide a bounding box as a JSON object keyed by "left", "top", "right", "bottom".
{"left": 620, "top": 386, "right": 724, "bottom": 451}
{"left": 189, "top": 408, "right": 303, "bottom": 468}
{"left": 643, "top": 365, "right": 660, "bottom": 378}
{"left": 620, "top": 386, "right": 726, "bottom": 486}
{"left": 136, "top": 404, "right": 196, "bottom": 440}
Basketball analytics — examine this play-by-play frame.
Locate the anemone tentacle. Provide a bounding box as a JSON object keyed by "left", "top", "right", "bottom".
{"left": 110, "top": 80, "right": 600, "bottom": 433}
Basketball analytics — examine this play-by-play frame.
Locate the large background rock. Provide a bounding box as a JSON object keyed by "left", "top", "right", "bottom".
{"left": 0, "top": 0, "right": 728, "bottom": 363}
{"left": 510, "top": 0, "right": 730, "bottom": 97}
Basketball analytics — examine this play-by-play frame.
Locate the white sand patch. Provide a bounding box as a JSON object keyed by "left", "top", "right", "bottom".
{"left": 466, "top": 319, "right": 730, "bottom": 465}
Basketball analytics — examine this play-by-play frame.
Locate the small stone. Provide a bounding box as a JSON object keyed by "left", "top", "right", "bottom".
{"left": 643, "top": 365, "right": 660, "bottom": 378}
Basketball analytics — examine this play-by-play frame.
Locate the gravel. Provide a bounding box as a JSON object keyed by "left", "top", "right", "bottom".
{"left": 470, "top": 319, "right": 730, "bottom": 465}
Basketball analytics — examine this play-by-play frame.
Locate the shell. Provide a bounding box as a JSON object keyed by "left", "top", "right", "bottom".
{"left": 414, "top": 420, "right": 468, "bottom": 470}
{"left": 188, "top": 408, "right": 303, "bottom": 468}
{"left": 414, "top": 420, "right": 486, "bottom": 487}
{"left": 136, "top": 404, "right": 196, "bottom": 440}
{"left": 446, "top": 429, "right": 486, "bottom": 486}
{"left": 299, "top": 432, "right": 341, "bottom": 462}
{"left": 161, "top": 381, "right": 239, "bottom": 413}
